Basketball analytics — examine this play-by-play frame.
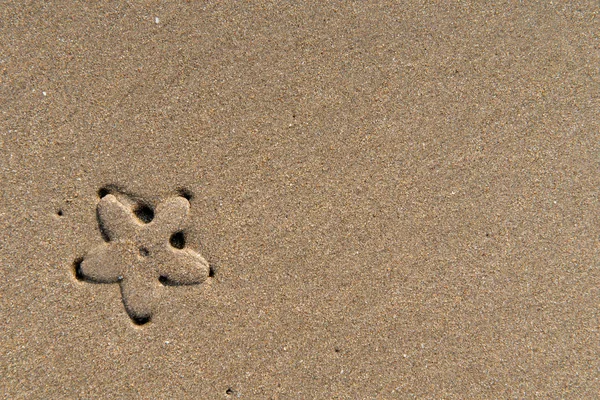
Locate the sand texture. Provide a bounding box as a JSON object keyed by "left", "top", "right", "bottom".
{"left": 1, "top": 1, "right": 599, "bottom": 398}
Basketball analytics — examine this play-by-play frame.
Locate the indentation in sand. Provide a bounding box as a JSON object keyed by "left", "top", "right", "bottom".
{"left": 75, "top": 187, "right": 210, "bottom": 325}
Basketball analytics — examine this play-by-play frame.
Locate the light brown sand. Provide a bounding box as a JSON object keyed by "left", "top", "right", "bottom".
{"left": 1, "top": 1, "right": 599, "bottom": 398}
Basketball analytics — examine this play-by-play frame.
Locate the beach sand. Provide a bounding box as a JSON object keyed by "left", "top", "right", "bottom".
{"left": 1, "top": 2, "right": 599, "bottom": 398}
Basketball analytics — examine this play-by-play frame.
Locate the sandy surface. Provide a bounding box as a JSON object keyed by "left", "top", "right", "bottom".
{"left": 1, "top": 1, "right": 599, "bottom": 398}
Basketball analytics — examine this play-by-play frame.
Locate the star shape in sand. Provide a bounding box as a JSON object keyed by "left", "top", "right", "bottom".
{"left": 77, "top": 193, "right": 210, "bottom": 324}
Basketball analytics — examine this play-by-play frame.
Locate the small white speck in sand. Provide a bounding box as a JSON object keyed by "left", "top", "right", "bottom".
{"left": 155, "top": 17, "right": 160, "bottom": 24}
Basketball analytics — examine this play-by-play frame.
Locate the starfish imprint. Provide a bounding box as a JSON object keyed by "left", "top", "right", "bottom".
{"left": 77, "top": 193, "right": 210, "bottom": 324}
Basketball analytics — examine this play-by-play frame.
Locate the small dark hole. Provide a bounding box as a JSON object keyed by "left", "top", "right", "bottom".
{"left": 209, "top": 265, "right": 216, "bottom": 278}
{"left": 73, "top": 258, "right": 85, "bottom": 281}
{"left": 131, "top": 315, "right": 151, "bottom": 325}
{"left": 177, "top": 188, "right": 193, "bottom": 201}
{"left": 485, "top": 233, "right": 490, "bottom": 237}
{"left": 158, "top": 276, "right": 168, "bottom": 285}
{"left": 57, "top": 209, "right": 63, "bottom": 217}
{"left": 134, "top": 203, "right": 154, "bottom": 223}
{"left": 139, "top": 247, "right": 149, "bottom": 257}
{"left": 334, "top": 347, "right": 341, "bottom": 353}
{"left": 169, "top": 231, "right": 185, "bottom": 249}
{"left": 225, "top": 388, "right": 234, "bottom": 395}
{"left": 98, "top": 187, "right": 111, "bottom": 198}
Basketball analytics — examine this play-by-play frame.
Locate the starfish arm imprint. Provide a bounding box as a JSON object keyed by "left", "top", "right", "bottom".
{"left": 158, "top": 248, "right": 210, "bottom": 285}
{"left": 150, "top": 197, "right": 190, "bottom": 235}
{"left": 120, "top": 272, "right": 161, "bottom": 321}
{"left": 97, "top": 194, "right": 138, "bottom": 241}
{"left": 79, "top": 244, "right": 125, "bottom": 283}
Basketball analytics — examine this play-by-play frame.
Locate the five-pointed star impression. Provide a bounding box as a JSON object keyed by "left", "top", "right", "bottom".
{"left": 78, "top": 193, "right": 209, "bottom": 324}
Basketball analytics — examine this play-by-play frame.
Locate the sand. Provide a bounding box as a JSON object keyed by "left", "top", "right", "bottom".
{"left": 1, "top": 1, "right": 599, "bottom": 398}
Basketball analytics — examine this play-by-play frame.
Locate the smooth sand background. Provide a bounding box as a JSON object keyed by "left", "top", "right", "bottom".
{"left": 1, "top": 1, "right": 599, "bottom": 398}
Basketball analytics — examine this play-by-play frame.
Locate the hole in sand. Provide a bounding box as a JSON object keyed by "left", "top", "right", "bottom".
{"left": 177, "top": 188, "right": 193, "bottom": 201}
{"left": 139, "top": 247, "right": 149, "bottom": 257}
{"left": 98, "top": 187, "right": 111, "bottom": 198}
{"left": 131, "top": 315, "right": 151, "bottom": 325}
{"left": 73, "top": 258, "right": 85, "bottom": 281}
{"left": 169, "top": 231, "right": 185, "bottom": 249}
{"left": 134, "top": 203, "right": 154, "bottom": 223}
{"left": 57, "top": 209, "right": 63, "bottom": 217}
{"left": 209, "top": 265, "right": 216, "bottom": 278}
{"left": 226, "top": 388, "right": 235, "bottom": 396}
{"left": 158, "top": 275, "right": 182, "bottom": 287}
